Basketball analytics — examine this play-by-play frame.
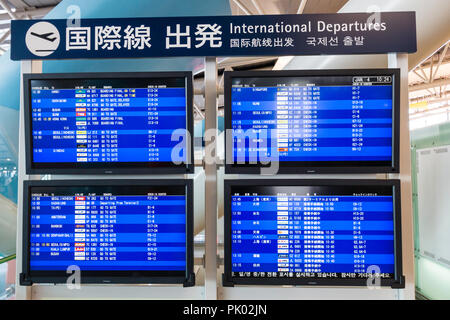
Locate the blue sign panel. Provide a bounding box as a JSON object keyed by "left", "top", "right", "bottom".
{"left": 11, "top": 12, "right": 416, "bottom": 60}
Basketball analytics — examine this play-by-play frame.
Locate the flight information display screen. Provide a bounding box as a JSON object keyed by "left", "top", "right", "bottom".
{"left": 225, "top": 180, "right": 402, "bottom": 286}
{"left": 25, "top": 72, "right": 193, "bottom": 173}
{"left": 225, "top": 70, "right": 399, "bottom": 173}
{"left": 23, "top": 180, "right": 193, "bottom": 284}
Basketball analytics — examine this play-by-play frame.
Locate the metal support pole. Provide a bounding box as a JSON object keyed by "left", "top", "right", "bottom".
{"left": 232, "top": 0, "right": 252, "bottom": 15}
{"left": 388, "top": 53, "right": 415, "bottom": 300}
{"left": 203, "top": 57, "right": 218, "bottom": 299}
{"left": 15, "top": 59, "right": 204, "bottom": 300}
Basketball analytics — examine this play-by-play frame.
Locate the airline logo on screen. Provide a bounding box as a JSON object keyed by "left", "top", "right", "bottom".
{"left": 11, "top": 12, "right": 417, "bottom": 60}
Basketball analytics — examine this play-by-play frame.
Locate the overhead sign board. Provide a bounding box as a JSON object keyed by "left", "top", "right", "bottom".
{"left": 11, "top": 12, "right": 417, "bottom": 60}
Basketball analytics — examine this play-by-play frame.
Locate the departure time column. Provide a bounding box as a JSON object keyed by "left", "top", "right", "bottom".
{"left": 147, "top": 88, "right": 160, "bottom": 162}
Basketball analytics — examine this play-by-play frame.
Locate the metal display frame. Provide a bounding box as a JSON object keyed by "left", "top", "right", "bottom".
{"left": 224, "top": 68, "right": 401, "bottom": 174}
{"left": 20, "top": 179, "right": 195, "bottom": 287}
{"left": 222, "top": 178, "right": 405, "bottom": 288}
{"left": 23, "top": 71, "right": 195, "bottom": 175}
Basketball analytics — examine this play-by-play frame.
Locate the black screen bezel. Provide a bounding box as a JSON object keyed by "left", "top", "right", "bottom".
{"left": 223, "top": 179, "right": 404, "bottom": 287}
{"left": 24, "top": 72, "right": 194, "bottom": 174}
{"left": 224, "top": 69, "right": 400, "bottom": 174}
{"left": 22, "top": 179, "right": 194, "bottom": 285}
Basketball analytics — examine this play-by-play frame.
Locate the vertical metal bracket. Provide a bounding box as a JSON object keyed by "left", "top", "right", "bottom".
{"left": 388, "top": 53, "right": 415, "bottom": 300}
{"left": 203, "top": 56, "right": 218, "bottom": 300}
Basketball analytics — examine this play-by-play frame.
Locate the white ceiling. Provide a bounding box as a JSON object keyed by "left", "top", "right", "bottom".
{"left": 0, "top": 0, "right": 60, "bottom": 53}
{"left": 0, "top": 0, "right": 448, "bottom": 107}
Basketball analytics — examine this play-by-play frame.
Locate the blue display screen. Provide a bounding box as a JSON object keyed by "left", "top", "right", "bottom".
{"left": 230, "top": 184, "right": 396, "bottom": 280}
{"left": 29, "top": 185, "right": 187, "bottom": 274}
{"left": 230, "top": 74, "right": 394, "bottom": 167}
{"left": 29, "top": 76, "right": 188, "bottom": 170}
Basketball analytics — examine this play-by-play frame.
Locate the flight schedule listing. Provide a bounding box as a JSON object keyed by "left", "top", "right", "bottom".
{"left": 230, "top": 185, "right": 396, "bottom": 280}
{"left": 231, "top": 75, "right": 394, "bottom": 165}
{"left": 29, "top": 185, "right": 187, "bottom": 272}
{"left": 30, "top": 77, "right": 187, "bottom": 166}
